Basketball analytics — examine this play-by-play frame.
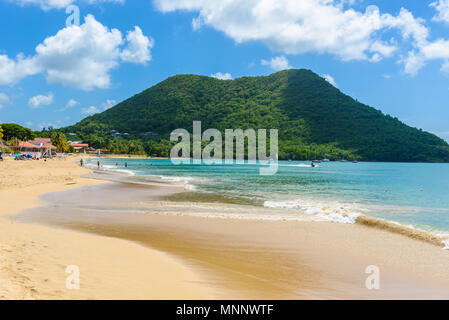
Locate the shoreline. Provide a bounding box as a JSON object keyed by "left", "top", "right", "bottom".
{"left": 356, "top": 215, "right": 447, "bottom": 248}
{"left": 0, "top": 157, "right": 215, "bottom": 299}
{"left": 18, "top": 175, "right": 449, "bottom": 299}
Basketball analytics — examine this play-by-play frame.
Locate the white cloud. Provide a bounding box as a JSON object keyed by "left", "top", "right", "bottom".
{"left": 0, "top": 15, "right": 153, "bottom": 90}
{"left": 0, "top": 93, "right": 10, "bottom": 109}
{"left": 210, "top": 72, "right": 233, "bottom": 80}
{"left": 323, "top": 74, "right": 337, "bottom": 87}
{"left": 431, "top": 0, "right": 449, "bottom": 24}
{"left": 261, "top": 56, "right": 291, "bottom": 71}
{"left": 81, "top": 106, "right": 100, "bottom": 115}
{"left": 441, "top": 61, "right": 449, "bottom": 74}
{"left": 102, "top": 99, "right": 116, "bottom": 110}
{"left": 28, "top": 93, "right": 54, "bottom": 108}
{"left": 0, "top": 54, "right": 41, "bottom": 86}
{"left": 156, "top": 0, "right": 449, "bottom": 76}
{"left": 422, "top": 39, "right": 449, "bottom": 59}
{"left": 383, "top": 5, "right": 449, "bottom": 76}
{"left": 120, "top": 27, "right": 154, "bottom": 64}
{"left": 35, "top": 15, "right": 123, "bottom": 90}
{"left": 80, "top": 99, "right": 115, "bottom": 116}
{"left": 401, "top": 38, "right": 449, "bottom": 76}
{"left": 10, "top": 0, "right": 125, "bottom": 11}
{"left": 57, "top": 98, "right": 79, "bottom": 111}
{"left": 401, "top": 51, "right": 426, "bottom": 76}
{"left": 66, "top": 98, "right": 79, "bottom": 109}
{"left": 155, "top": 1, "right": 428, "bottom": 63}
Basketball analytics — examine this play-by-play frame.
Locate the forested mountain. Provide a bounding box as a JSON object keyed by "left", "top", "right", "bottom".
{"left": 63, "top": 69, "right": 449, "bottom": 162}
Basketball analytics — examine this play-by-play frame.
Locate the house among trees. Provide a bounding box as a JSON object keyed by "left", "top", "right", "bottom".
{"left": 27, "top": 138, "right": 57, "bottom": 156}
{"left": 16, "top": 141, "right": 41, "bottom": 152}
{"left": 69, "top": 142, "right": 90, "bottom": 153}
{"left": 11, "top": 138, "right": 57, "bottom": 157}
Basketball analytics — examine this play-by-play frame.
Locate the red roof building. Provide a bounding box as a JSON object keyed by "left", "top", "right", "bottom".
{"left": 13, "top": 141, "right": 57, "bottom": 155}
{"left": 28, "top": 138, "right": 51, "bottom": 146}
{"left": 17, "top": 141, "right": 40, "bottom": 150}
{"left": 70, "top": 142, "right": 89, "bottom": 152}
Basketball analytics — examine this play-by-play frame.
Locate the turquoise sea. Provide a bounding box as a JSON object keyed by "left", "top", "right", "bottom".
{"left": 85, "top": 158, "right": 449, "bottom": 236}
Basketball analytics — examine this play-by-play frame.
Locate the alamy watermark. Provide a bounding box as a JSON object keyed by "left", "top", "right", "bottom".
{"left": 170, "top": 121, "right": 279, "bottom": 175}
{"left": 66, "top": 5, "right": 80, "bottom": 27}
{"left": 365, "top": 265, "right": 380, "bottom": 290}
{"left": 66, "top": 265, "right": 80, "bottom": 290}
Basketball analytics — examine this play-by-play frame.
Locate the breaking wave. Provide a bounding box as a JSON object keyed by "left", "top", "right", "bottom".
{"left": 263, "top": 198, "right": 363, "bottom": 224}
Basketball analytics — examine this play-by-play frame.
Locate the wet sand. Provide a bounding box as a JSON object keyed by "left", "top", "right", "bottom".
{"left": 17, "top": 180, "right": 449, "bottom": 299}
{"left": 0, "top": 158, "right": 214, "bottom": 299}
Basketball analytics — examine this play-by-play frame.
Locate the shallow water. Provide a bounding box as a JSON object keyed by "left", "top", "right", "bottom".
{"left": 85, "top": 159, "right": 449, "bottom": 235}
{"left": 17, "top": 179, "right": 449, "bottom": 299}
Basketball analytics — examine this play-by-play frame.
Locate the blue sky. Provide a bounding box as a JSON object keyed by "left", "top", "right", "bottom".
{"left": 1, "top": 0, "right": 449, "bottom": 141}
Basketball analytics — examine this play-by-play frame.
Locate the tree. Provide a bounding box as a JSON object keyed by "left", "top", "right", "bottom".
{"left": 50, "top": 131, "right": 70, "bottom": 152}
{"left": 1, "top": 123, "right": 35, "bottom": 141}
{"left": 84, "top": 134, "right": 106, "bottom": 149}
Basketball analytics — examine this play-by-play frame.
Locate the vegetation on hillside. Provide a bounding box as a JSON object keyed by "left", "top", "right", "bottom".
{"left": 58, "top": 69, "right": 449, "bottom": 162}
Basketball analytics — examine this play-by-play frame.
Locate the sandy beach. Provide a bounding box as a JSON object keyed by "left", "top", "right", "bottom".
{"left": 0, "top": 157, "right": 214, "bottom": 299}
{"left": 2, "top": 157, "right": 449, "bottom": 300}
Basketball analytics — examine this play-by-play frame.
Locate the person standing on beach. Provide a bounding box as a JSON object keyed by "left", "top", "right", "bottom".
{"left": 125, "top": 162, "right": 128, "bottom": 168}
{"left": 97, "top": 160, "right": 100, "bottom": 169}
{"left": 80, "top": 158, "right": 83, "bottom": 167}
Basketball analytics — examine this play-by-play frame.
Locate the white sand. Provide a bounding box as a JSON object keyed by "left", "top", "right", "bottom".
{"left": 0, "top": 157, "right": 215, "bottom": 299}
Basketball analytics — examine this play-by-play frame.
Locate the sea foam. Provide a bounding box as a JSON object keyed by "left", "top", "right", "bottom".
{"left": 263, "top": 198, "right": 363, "bottom": 224}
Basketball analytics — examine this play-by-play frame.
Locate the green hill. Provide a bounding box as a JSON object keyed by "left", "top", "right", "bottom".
{"left": 63, "top": 69, "right": 449, "bottom": 162}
